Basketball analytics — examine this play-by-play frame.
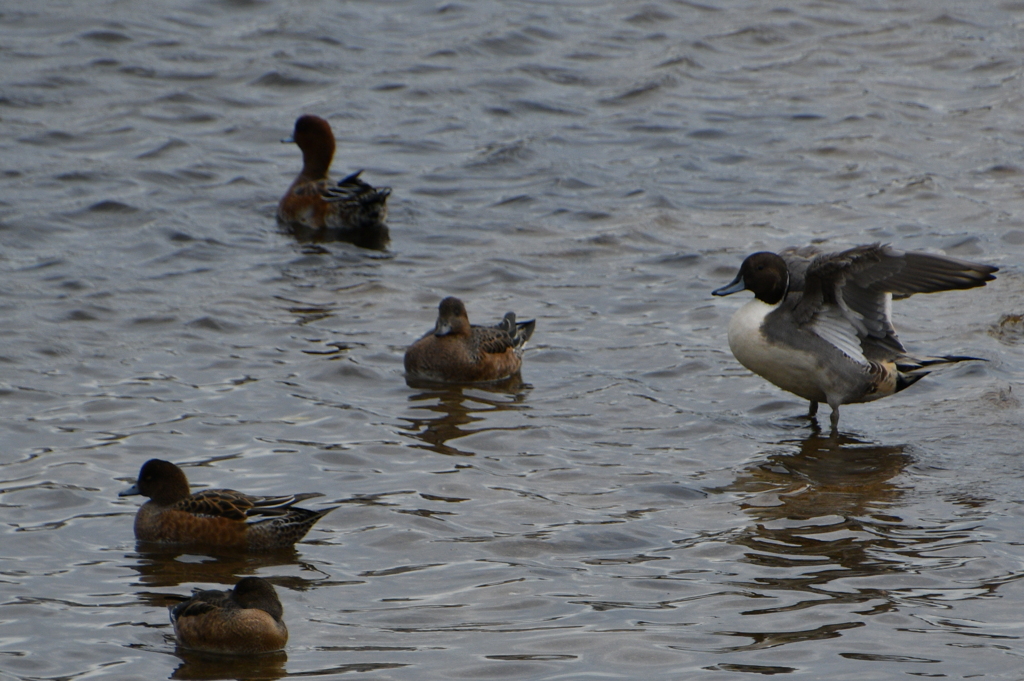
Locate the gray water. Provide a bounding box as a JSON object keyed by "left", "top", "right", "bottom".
{"left": 2, "top": 1, "right": 1024, "bottom": 679}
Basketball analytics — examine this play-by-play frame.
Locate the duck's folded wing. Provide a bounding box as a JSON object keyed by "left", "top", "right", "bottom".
{"left": 322, "top": 170, "right": 392, "bottom": 205}
{"left": 247, "top": 492, "right": 324, "bottom": 514}
{"left": 495, "top": 313, "right": 536, "bottom": 347}
{"left": 475, "top": 327, "right": 516, "bottom": 355}
{"left": 176, "top": 489, "right": 254, "bottom": 521}
{"left": 178, "top": 490, "right": 324, "bottom": 521}
{"left": 171, "top": 589, "right": 233, "bottom": 621}
{"left": 515, "top": 319, "right": 536, "bottom": 346}
{"left": 495, "top": 312, "right": 517, "bottom": 336}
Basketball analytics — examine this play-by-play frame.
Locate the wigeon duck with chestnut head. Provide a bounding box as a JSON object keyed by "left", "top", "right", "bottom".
{"left": 404, "top": 297, "right": 536, "bottom": 384}
{"left": 170, "top": 577, "right": 288, "bottom": 654}
{"left": 119, "top": 459, "right": 335, "bottom": 551}
{"left": 277, "top": 114, "right": 391, "bottom": 250}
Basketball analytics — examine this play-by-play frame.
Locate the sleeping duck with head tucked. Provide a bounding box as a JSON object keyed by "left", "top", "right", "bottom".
{"left": 170, "top": 577, "right": 288, "bottom": 654}
{"left": 712, "top": 243, "right": 998, "bottom": 431}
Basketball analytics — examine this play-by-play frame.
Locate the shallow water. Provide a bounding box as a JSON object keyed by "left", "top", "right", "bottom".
{"left": 2, "top": 0, "right": 1024, "bottom": 679}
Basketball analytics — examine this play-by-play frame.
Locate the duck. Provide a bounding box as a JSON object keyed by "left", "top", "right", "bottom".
{"left": 404, "top": 297, "right": 536, "bottom": 383}
{"left": 277, "top": 114, "right": 391, "bottom": 249}
{"left": 170, "top": 577, "right": 287, "bottom": 654}
{"left": 119, "top": 459, "right": 335, "bottom": 551}
{"left": 712, "top": 243, "right": 998, "bottom": 430}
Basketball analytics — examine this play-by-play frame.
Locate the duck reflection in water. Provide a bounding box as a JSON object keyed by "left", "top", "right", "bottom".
{"left": 401, "top": 376, "right": 531, "bottom": 457}
{"left": 732, "top": 429, "right": 911, "bottom": 522}
{"left": 125, "top": 545, "right": 329, "bottom": 606}
{"left": 720, "top": 428, "right": 915, "bottom": 623}
{"left": 170, "top": 648, "right": 286, "bottom": 680}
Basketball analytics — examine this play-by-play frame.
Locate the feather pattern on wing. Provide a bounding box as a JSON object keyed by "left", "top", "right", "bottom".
{"left": 792, "top": 243, "right": 996, "bottom": 359}
{"left": 807, "top": 307, "right": 870, "bottom": 365}
{"left": 322, "top": 170, "right": 392, "bottom": 208}
{"left": 174, "top": 489, "right": 325, "bottom": 523}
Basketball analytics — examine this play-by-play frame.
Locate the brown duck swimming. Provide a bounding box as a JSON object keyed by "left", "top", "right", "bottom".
{"left": 170, "top": 577, "right": 288, "bottom": 654}
{"left": 404, "top": 297, "right": 536, "bottom": 384}
{"left": 120, "top": 459, "right": 335, "bottom": 551}
{"left": 277, "top": 114, "right": 391, "bottom": 249}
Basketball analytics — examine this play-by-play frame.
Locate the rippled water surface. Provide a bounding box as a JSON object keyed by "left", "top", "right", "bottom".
{"left": 3, "top": 1, "right": 1024, "bottom": 679}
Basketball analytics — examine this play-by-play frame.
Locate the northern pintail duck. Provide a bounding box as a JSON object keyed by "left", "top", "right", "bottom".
{"left": 277, "top": 114, "right": 391, "bottom": 249}
{"left": 119, "top": 459, "right": 335, "bottom": 551}
{"left": 170, "top": 577, "right": 287, "bottom": 654}
{"left": 712, "top": 243, "right": 997, "bottom": 430}
{"left": 404, "top": 297, "right": 536, "bottom": 383}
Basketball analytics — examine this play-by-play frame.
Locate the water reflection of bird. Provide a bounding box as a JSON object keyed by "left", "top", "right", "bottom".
{"left": 171, "top": 646, "right": 286, "bottom": 680}
{"left": 731, "top": 429, "right": 911, "bottom": 522}
{"left": 401, "top": 380, "right": 530, "bottom": 457}
{"left": 713, "top": 244, "right": 997, "bottom": 431}
{"left": 127, "top": 546, "right": 304, "bottom": 595}
{"left": 722, "top": 430, "right": 914, "bottom": 618}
